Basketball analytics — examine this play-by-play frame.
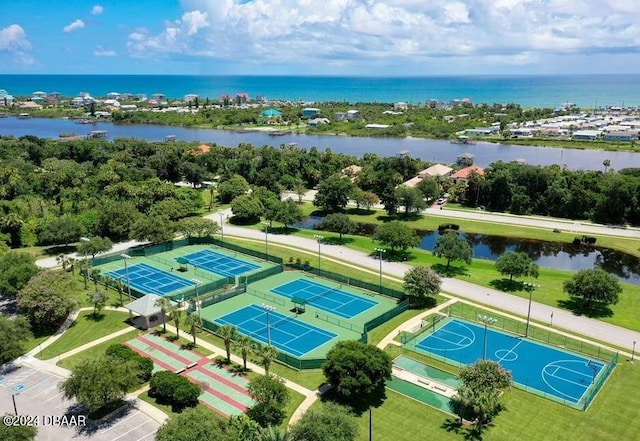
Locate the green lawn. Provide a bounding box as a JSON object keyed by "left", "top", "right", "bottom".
{"left": 57, "top": 329, "right": 140, "bottom": 370}
{"left": 36, "top": 310, "right": 132, "bottom": 360}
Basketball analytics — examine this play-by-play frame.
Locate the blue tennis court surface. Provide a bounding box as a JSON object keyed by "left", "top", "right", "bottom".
{"left": 105, "top": 263, "right": 193, "bottom": 296}
{"left": 181, "top": 249, "right": 259, "bottom": 277}
{"left": 271, "top": 278, "right": 378, "bottom": 319}
{"left": 415, "top": 319, "right": 606, "bottom": 404}
{"left": 214, "top": 304, "right": 336, "bottom": 357}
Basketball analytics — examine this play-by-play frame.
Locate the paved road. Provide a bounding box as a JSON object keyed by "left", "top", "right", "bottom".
{"left": 212, "top": 212, "right": 640, "bottom": 353}
{"left": 36, "top": 240, "right": 148, "bottom": 269}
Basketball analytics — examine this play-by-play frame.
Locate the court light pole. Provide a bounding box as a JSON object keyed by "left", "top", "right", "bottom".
{"left": 478, "top": 314, "right": 497, "bottom": 360}
{"left": 80, "top": 236, "right": 90, "bottom": 290}
{"left": 313, "top": 234, "right": 324, "bottom": 274}
{"left": 375, "top": 248, "right": 386, "bottom": 294}
{"left": 192, "top": 279, "right": 202, "bottom": 325}
{"left": 632, "top": 341, "right": 637, "bottom": 363}
{"left": 218, "top": 213, "right": 226, "bottom": 244}
{"left": 261, "top": 303, "right": 276, "bottom": 346}
{"left": 261, "top": 221, "right": 270, "bottom": 260}
{"left": 523, "top": 282, "right": 540, "bottom": 338}
{"left": 120, "top": 254, "right": 133, "bottom": 300}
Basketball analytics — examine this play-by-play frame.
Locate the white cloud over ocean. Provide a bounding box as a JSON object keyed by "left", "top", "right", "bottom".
{"left": 0, "top": 24, "right": 34, "bottom": 65}
{"left": 126, "top": 0, "right": 640, "bottom": 73}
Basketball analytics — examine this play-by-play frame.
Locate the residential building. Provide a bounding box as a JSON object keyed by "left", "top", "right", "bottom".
{"left": 603, "top": 132, "right": 638, "bottom": 142}
{"left": 302, "top": 108, "right": 321, "bottom": 119}
{"left": 346, "top": 109, "right": 362, "bottom": 121}
{"left": 394, "top": 102, "right": 408, "bottom": 111}
{"left": 419, "top": 164, "right": 453, "bottom": 179}
{"left": 572, "top": 130, "right": 601, "bottom": 141}
{"left": 184, "top": 94, "right": 199, "bottom": 103}
{"left": 450, "top": 165, "right": 485, "bottom": 185}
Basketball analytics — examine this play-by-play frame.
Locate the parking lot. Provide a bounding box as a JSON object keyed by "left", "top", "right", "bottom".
{"left": 0, "top": 362, "right": 159, "bottom": 441}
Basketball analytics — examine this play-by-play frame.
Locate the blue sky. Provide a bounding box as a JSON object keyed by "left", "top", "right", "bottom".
{"left": 2, "top": 0, "right": 640, "bottom": 75}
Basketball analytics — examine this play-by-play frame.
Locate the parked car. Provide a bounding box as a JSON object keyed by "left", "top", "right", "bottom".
{"left": 436, "top": 198, "right": 446, "bottom": 205}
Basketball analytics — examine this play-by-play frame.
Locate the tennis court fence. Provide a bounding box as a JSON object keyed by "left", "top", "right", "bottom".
{"left": 240, "top": 265, "right": 283, "bottom": 285}
{"left": 364, "top": 299, "right": 410, "bottom": 333}
{"left": 246, "top": 288, "right": 287, "bottom": 306}
{"left": 315, "top": 311, "right": 363, "bottom": 333}
{"left": 199, "top": 284, "right": 247, "bottom": 309}
{"left": 284, "top": 264, "right": 405, "bottom": 300}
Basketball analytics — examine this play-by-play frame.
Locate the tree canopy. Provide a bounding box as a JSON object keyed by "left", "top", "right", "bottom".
{"left": 373, "top": 221, "right": 420, "bottom": 252}
{"left": 494, "top": 251, "right": 539, "bottom": 281}
{"left": 231, "top": 195, "right": 263, "bottom": 222}
{"left": 0, "top": 251, "right": 39, "bottom": 298}
{"left": 313, "top": 176, "right": 355, "bottom": 212}
{"left": 17, "top": 271, "right": 78, "bottom": 330}
{"left": 403, "top": 266, "right": 442, "bottom": 304}
{"left": 247, "top": 374, "right": 290, "bottom": 428}
{"left": 318, "top": 213, "right": 356, "bottom": 239}
{"left": 156, "top": 406, "right": 237, "bottom": 441}
{"left": 0, "top": 315, "right": 32, "bottom": 364}
{"left": 563, "top": 268, "right": 622, "bottom": 312}
{"left": 289, "top": 402, "right": 359, "bottom": 441}
{"left": 323, "top": 341, "right": 392, "bottom": 404}
{"left": 433, "top": 232, "right": 473, "bottom": 270}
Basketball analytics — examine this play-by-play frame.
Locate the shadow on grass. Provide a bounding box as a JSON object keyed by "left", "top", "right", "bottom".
{"left": 409, "top": 296, "right": 438, "bottom": 310}
{"left": 83, "top": 312, "right": 106, "bottom": 322}
{"left": 320, "top": 384, "right": 387, "bottom": 416}
{"left": 488, "top": 278, "right": 523, "bottom": 293}
{"left": 345, "top": 207, "right": 375, "bottom": 216}
{"left": 323, "top": 236, "right": 354, "bottom": 246}
{"left": 43, "top": 244, "right": 76, "bottom": 256}
{"left": 431, "top": 263, "right": 469, "bottom": 278}
{"left": 228, "top": 217, "right": 260, "bottom": 226}
{"left": 375, "top": 213, "right": 424, "bottom": 222}
{"left": 557, "top": 298, "right": 614, "bottom": 318}
{"left": 442, "top": 418, "right": 488, "bottom": 441}
{"left": 268, "top": 226, "right": 300, "bottom": 235}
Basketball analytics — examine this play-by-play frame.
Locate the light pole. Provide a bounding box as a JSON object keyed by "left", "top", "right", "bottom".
{"left": 313, "top": 234, "right": 324, "bottom": 274}
{"left": 120, "top": 254, "right": 132, "bottom": 300}
{"left": 375, "top": 247, "right": 386, "bottom": 294}
{"left": 261, "top": 221, "right": 270, "bottom": 259}
{"left": 632, "top": 341, "right": 637, "bottom": 363}
{"left": 261, "top": 303, "right": 276, "bottom": 346}
{"left": 192, "top": 279, "right": 202, "bottom": 324}
{"left": 478, "top": 314, "right": 497, "bottom": 360}
{"left": 218, "top": 213, "right": 226, "bottom": 244}
{"left": 80, "top": 236, "right": 90, "bottom": 290}
{"left": 523, "top": 282, "right": 539, "bottom": 338}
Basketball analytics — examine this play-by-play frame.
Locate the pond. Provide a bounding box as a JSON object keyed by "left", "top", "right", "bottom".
{"left": 297, "top": 215, "right": 640, "bottom": 285}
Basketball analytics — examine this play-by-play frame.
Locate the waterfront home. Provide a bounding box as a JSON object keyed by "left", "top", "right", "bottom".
{"left": 261, "top": 108, "right": 282, "bottom": 120}
{"left": 394, "top": 102, "right": 408, "bottom": 111}
{"left": 341, "top": 165, "right": 362, "bottom": 182}
{"left": 571, "top": 130, "right": 601, "bottom": 141}
{"left": 307, "top": 117, "right": 329, "bottom": 127}
{"left": 450, "top": 165, "right": 485, "bottom": 185}
{"left": 184, "top": 94, "right": 199, "bottom": 103}
{"left": 150, "top": 93, "right": 167, "bottom": 104}
{"left": 136, "top": 94, "right": 147, "bottom": 102}
{"left": 236, "top": 93, "right": 249, "bottom": 104}
{"left": 106, "top": 92, "right": 121, "bottom": 100}
{"left": 365, "top": 124, "right": 390, "bottom": 129}
{"left": 465, "top": 127, "right": 499, "bottom": 136}
{"left": 420, "top": 164, "right": 453, "bottom": 179}
{"left": 31, "top": 91, "right": 47, "bottom": 99}
{"left": 88, "top": 130, "right": 108, "bottom": 139}
{"left": 603, "top": 131, "right": 638, "bottom": 142}
{"left": 190, "top": 144, "right": 211, "bottom": 155}
{"left": 302, "top": 107, "right": 321, "bottom": 119}
{"left": 0, "top": 89, "right": 13, "bottom": 106}
{"left": 346, "top": 109, "right": 362, "bottom": 121}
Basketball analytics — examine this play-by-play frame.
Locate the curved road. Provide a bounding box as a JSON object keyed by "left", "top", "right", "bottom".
{"left": 212, "top": 211, "right": 640, "bottom": 354}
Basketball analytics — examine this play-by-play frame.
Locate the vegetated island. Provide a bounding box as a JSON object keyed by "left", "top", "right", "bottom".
{"left": 4, "top": 93, "right": 640, "bottom": 153}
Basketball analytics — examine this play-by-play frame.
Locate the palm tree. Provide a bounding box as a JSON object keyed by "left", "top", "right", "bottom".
{"left": 219, "top": 324, "right": 238, "bottom": 364}
{"left": 259, "top": 425, "right": 290, "bottom": 441}
{"left": 172, "top": 309, "right": 184, "bottom": 339}
{"left": 115, "top": 278, "right": 124, "bottom": 306}
{"left": 103, "top": 274, "right": 112, "bottom": 290}
{"left": 90, "top": 268, "right": 101, "bottom": 290}
{"left": 56, "top": 254, "right": 70, "bottom": 270}
{"left": 154, "top": 297, "right": 174, "bottom": 333}
{"left": 256, "top": 344, "right": 279, "bottom": 375}
{"left": 235, "top": 335, "right": 254, "bottom": 371}
{"left": 603, "top": 159, "right": 611, "bottom": 173}
{"left": 185, "top": 312, "right": 202, "bottom": 346}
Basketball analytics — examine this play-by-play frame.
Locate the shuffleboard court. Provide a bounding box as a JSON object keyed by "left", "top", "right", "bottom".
{"left": 214, "top": 304, "right": 337, "bottom": 357}
{"left": 181, "top": 249, "right": 259, "bottom": 277}
{"left": 271, "top": 278, "right": 378, "bottom": 319}
{"left": 105, "top": 262, "right": 193, "bottom": 296}
{"left": 414, "top": 318, "right": 607, "bottom": 405}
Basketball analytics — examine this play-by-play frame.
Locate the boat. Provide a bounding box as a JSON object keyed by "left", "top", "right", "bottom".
{"left": 268, "top": 131, "right": 287, "bottom": 137}
{"left": 17, "top": 113, "right": 31, "bottom": 119}
{"left": 450, "top": 135, "right": 476, "bottom": 144}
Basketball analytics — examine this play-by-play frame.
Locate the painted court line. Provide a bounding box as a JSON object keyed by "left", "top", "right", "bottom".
{"left": 186, "top": 371, "right": 249, "bottom": 412}
{"left": 497, "top": 340, "right": 523, "bottom": 363}
{"left": 194, "top": 365, "right": 252, "bottom": 397}
{"left": 141, "top": 334, "right": 201, "bottom": 363}
{"left": 136, "top": 335, "right": 192, "bottom": 365}
{"left": 125, "top": 341, "right": 182, "bottom": 372}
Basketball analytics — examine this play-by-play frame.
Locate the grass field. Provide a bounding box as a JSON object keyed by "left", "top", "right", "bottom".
{"left": 57, "top": 329, "right": 140, "bottom": 370}
{"left": 36, "top": 310, "right": 131, "bottom": 360}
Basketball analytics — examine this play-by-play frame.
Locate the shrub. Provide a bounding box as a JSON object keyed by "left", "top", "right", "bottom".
{"left": 106, "top": 344, "right": 153, "bottom": 383}
{"left": 149, "top": 371, "right": 202, "bottom": 411}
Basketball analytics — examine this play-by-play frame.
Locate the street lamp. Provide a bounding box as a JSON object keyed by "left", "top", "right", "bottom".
{"left": 120, "top": 254, "right": 132, "bottom": 300}
{"left": 261, "top": 221, "right": 270, "bottom": 259}
{"left": 218, "top": 213, "right": 226, "bottom": 244}
{"left": 523, "top": 282, "right": 540, "bottom": 338}
{"left": 375, "top": 248, "right": 386, "bottom": 294}
{"left": 261, "top": 303, "right": 276, "bottom": 346}
{"left": 80, "top": 237, "right": 90, "bottom": 290}
{"left": 478, "top": 314, "right": 497, "bottom": 360}
{"left": 632, "top": 341, "right": 637, "bottom": 363}
{"left": 313, "top": 234, "right": 324, "bottom": 274}
{"left": 192, "top": 279, "right": 202, "bottom": 325}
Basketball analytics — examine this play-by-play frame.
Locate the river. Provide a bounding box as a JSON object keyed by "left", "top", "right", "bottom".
{"left": 2, "top": 117, "right": 640, "bottom": 170}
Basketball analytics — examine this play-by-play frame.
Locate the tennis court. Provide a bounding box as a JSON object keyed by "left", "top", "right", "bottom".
{"left": 105, "top": 262, "right": 193, "bottom": 296}
{"left": 414, "top": 318, "right": 607, "bottom": 405}
{"left": 181, "top": 249, "right": 260, "bottom": 277}
{"left": 214, "top": 304, "right": 337, "bottom": 357}
{"left": 271, "top": 278, "right": 378, "bottom": 319}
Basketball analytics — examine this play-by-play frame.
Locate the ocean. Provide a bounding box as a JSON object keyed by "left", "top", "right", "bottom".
{"left": 1, "top": 74, "right": 639, "bottom": 108}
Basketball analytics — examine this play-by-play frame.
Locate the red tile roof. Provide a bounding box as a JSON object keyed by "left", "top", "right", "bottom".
{"left": 450, "top": 165, "right": 484, "bottom": 179}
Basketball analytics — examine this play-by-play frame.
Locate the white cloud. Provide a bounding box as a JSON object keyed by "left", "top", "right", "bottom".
{"left": 63, "top": 19, "right": 85, "bottom": 33}
{"left": 126, "top": 1, "right": 640, "bottom": 73}
{"left": 92, "top": 5, "right": 104, "bottom": 15}
{"left": 94, "top": 46, "right": 116, "bottom": 56}
{"left": 0, "top": 24, "right": 34, "bottom": 65}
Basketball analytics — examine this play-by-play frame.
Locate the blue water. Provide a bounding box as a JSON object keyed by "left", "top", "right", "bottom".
{"left": 2, "top": 74, "right": 640, "bottom": 107}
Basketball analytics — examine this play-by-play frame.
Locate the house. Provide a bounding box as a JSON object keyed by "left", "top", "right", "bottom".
{"left": 190, "top": 144, "right": 211, "bottom": 155}
{"left": 302, "top": 108, "right": 321, "bottom": 119}
{"left": 31, "top": 91, "right": 47, "bottom": 99}
{"left": 465, "top": 127, "right": 499, "bottom": 136}
{"left": 261, "top": 108, "right": 282, "bottom": 119}
{"left": 346, "top": 110, "right": 362, "bottom": 121}
{"left": 450, "top": 165, "right": 485, "bottom": 185}
{"left": 334, "top": 112, "right": 347, "bottom": 121}
{"left": 572, "top": 130, "right": 601, "bottom": 141}
{"left": 603, "top": 131, "right": 638, "bottom": 142}
{"left": 419, "top": 164, "right": 453, "bottom": 179}
{"left": 340, "top": 165, "right": 362, "bottom": 181}
{"left": 184, "top": 94, "right": 199, "bottom": 103}
{"left": 394, "top": 102, "right": 408, "bottom": 111}
{"left": 365, "top": 124, "right": 390, "bottom": 129}
{"left": 383, "top": 110, "right": 403, "bottom": 115}
{"left": 136, "top": 94, "right": 148, "bottom": 102}
{"left": 106, "top": 92, "right": 121, "bottom": 100}
{"left": 401, "top": 176, "right": 424, "bottom": 188}
{"left": 150, "top": 93, "right": 167, "bottom": 104}
{"left": 236, "top": 93, "right": 249, "bottom": 104}
{"left": 0, "top": 89, "right": 13, "bottom": 106}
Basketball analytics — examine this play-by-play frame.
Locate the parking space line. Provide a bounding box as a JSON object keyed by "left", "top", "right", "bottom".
{"left": 110, "top": 420, "right": 155, "bottom": 441}
{"left": 21, "top": 376, "right": 54, "bottom": 394}
{"left": 32, "top": 380, "right": 59, "bottom": 398}
{"left": 100, "top": 410, "right": 141, "bottom": 433}
{"left": 135, "top": 429, "right": 157, "bottom": 441}
{"left": 42, "top": 392, "right": 64, "bottom": 403}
